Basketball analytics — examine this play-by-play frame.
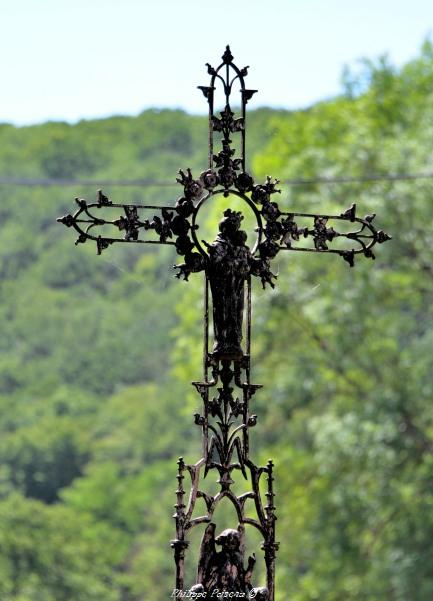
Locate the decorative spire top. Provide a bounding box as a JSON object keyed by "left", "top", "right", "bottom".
{"left": 198, "top": 46, "right": 257, "bottom": 175}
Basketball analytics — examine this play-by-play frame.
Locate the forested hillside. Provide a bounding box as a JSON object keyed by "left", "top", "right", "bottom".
{"left": 1, "top": 40, "right": 433, "bottom": 600}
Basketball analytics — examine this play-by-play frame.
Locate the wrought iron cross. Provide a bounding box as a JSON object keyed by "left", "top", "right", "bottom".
{"left": 58, "top": 46, "right": 390, "bottom": 600}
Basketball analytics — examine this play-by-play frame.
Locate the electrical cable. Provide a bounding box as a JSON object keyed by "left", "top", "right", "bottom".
{"left": 1, "top": 172, "right": 433, "bottom": 187}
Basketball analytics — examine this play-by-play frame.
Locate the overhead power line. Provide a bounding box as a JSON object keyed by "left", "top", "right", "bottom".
{"left": 282, "top": 172, "right": 433, "bottom": 185}
{"left": 1, "top": 172, "right": 433, "bottom": 188}
{"left": 0, "top": 177, "right": 175, "bottom": 188}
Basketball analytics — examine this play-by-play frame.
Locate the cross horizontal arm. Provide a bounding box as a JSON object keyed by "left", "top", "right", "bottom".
{"left": 57, "top": 189, "right": 187, "bottom": 255}
{"left": 259, "top": 203, "right": 391, "bottom": 268}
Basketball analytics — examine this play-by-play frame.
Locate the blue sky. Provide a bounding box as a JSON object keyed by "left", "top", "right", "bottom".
{"left": 1, "top": 0, "right": 432, "bottom": 125}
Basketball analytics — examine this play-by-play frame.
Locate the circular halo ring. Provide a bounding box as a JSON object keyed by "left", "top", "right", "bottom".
{"left": 191, "top": 188, "right": 263, "bottom": 258}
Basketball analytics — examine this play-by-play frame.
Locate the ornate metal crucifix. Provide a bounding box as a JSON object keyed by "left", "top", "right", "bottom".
{"left": 58, "top": 46, "right": 390, "bottom": 600}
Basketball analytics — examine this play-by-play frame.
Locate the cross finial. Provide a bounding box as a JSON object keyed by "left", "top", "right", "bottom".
{"left": 222, "top": 44, "right": 234, "bottom": 63}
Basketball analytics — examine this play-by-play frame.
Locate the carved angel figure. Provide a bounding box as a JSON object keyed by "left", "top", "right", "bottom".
{"left": 195, "top": 522, "right": 261, "bottom": 594}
